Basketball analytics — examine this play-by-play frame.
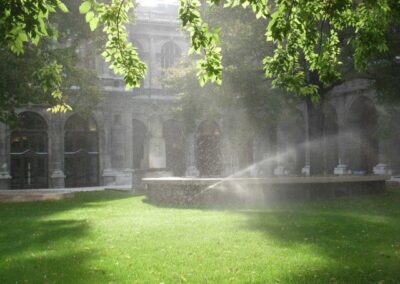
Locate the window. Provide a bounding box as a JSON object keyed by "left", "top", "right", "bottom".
{"left": 161, "top": 41, "right": 181, "bottom": 69}
{"left": 10, "top": 112, "right": 48, "bottom": 189}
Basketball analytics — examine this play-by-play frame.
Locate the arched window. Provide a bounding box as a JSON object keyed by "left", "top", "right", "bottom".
{"left": 161, "top": 41, "right": 181, "bottom": 69}
{"left": 10, "top": 112, "right": 48, "bottom": 189}
{"left": 64, "top": 114, "right": 99, "bottom": 187}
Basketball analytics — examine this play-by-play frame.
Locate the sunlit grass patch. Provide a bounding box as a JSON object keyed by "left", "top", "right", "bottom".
{"left": 0, "top": 189, "right": 399, "bottom": 283}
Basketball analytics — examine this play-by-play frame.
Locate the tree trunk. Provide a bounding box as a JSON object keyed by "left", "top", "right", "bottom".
{"left": 306, "top": 95, "right": 326, "bottom": 175}
{"left": 303, "top": 66, "right": 330, "bottom": 176}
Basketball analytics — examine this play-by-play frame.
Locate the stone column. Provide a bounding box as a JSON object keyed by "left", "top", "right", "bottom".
{"left": 148, "top": 116, "right": 166, "bottom": 168}
{"left": 185, "top": 132, "right": 199, "bottom": 177}
{"left": 0, "top": 122, "right": 11, "bottom": 189}
{"left": 149, "top": 36, "right": 156, "bottom": 91}
{"left": 373, "top": 140, "right": 391, "bottom": 175}
{"left": 302, "top": 107, "right": 311, "bottom": 176}
{"left": 102, "top": 111, "right": 117, "bottom": 185}
{"left": 334, "top": 104, "right": 350, "bottom": 175}
{"left": 49, "top": 114, "right": 66, "bottom": 188}
{"left": 146, "top": 116, "right": 171, "bottom": 178}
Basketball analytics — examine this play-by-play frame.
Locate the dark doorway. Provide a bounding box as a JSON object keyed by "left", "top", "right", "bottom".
{"left": 10, "top": 112, "right": 48, "bottom": 189}
{"left": 64, "top": 114, "right": 99, "bottom": 187}
{"left": 196, "top": 120, "right": 221, "bottom": 176}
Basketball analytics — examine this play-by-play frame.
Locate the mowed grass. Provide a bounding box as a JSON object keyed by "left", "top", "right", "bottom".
{"left": 0, "top": 188, "right": 400, "bottom": 284}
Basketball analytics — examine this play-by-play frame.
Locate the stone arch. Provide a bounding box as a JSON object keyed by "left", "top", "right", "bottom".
{"left": 195, "top": 120, "right": 222, "bottom": 176}
{"left": 160, "top": 41, "right": 181, "bottom": 69}
{"left": 163, "top": 119, "right": 185, "bottom": 176}
{"left": 10, "top": 111, "right": 48, "bottom": 189}
{"left": 132, "top": 119, "right": 147, "bottom": 169}
{"left": 346, "top": 96, "right": 378, "bottom": 173}
{"left": 323, "top": 104, "right": 339, "bottom": 174}
{"left": 64, "top": 114, "right": 99, "bottom": 187}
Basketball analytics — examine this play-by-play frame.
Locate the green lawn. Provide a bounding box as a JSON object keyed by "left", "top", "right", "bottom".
{"left": 0, "top": 189, "right": 399, "bottom": 284}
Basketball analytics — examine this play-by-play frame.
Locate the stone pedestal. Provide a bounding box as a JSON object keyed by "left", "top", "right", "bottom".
{"left": 334, "top": 164, "right": 350, "bottom": 175}
{"left": 0, "top": 171, "right": 11, "bottom": 189}
{"left": 50, "top": 169, "right": 66, "bottom": 188}
{"left": 274, "top": 165, "right": 288, "bottom": 176}
{"left": 102, "top": 168, "right": 117, "bottom": 185}
{"left": 144, "top": 169, "right": 172, "bottom": 178}
{"left": 185, "top": 133, "right": 199, "bottom": 177}
{"left": 373, "top": 163, "right": 391, "bottom": 175}
{"left": 114, "top": 168, "right": 133, "bottom": 185}
{"left": 148, "top": 137, "right": 166, "bottom": 169}
{"left": 301, "top": 165, "right": 310, "bottom": 176}
{"left": 185, "top": 166, "right": 200, "bottom": 177}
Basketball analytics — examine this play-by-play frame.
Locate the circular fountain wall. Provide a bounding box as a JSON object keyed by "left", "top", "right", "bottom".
{"left": 143, "top": 175, "right": 387, "bottom": 206}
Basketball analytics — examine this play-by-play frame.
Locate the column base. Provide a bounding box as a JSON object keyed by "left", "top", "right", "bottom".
{"left": 50, "top": 169, "right": 66, "bottom": 188}
{"left": 144, "top": 168, "right": 173, "bottom": 178}
{"left": 274, "top": 165, "right": 288, "bottom": 176}
{"left": 373, "top": 163, "right": 391, "bottom": 175}
{"left": 301, "top": 165, "right": 310, "bottom": 176}
{"left": 0, "top": 171, "right": 11, "bottom": 189}
{"left": 185, "top": 166, "right": 200, "bottom": 177}
{"left": 102, "top": 169, "right": 117, "bottom": 186}
{"left": 334, "top": 164, "right": 350, "bottom": 175}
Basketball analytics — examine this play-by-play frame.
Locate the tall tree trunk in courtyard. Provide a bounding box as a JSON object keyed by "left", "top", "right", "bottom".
{"left": 306, "top": 95, "right": 326, "bottom": 175}
{"left": 306, "top": 72, "right": 326, "bottom": 176}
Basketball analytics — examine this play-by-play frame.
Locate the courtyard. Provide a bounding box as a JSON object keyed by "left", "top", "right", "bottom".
{"left": 0, "top": 188, "right": 399, "bottom": 283}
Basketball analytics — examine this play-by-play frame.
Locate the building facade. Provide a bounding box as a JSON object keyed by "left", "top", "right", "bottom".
{"left": 0, "top": 2, "right": 399, "bottom": 190}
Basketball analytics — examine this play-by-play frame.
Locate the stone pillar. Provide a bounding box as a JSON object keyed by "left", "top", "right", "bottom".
{"left": 146, "top": 116, "right": 171, "bottom": 178}
{"left": 102, "top": 111, "right": 117, "bottom": 185}
{"left": 373, "top": 140, "right": 391, "bottom": 175}
{"left": 149, "top": 36, "right": 156, "bottom": 91}
{"left": 49, "top": 114, "right": 66, "bottom": 188}
{"left": 0, "top": 122, "right": 11, "bottom": 189}
{"left": 302, "top": 107, "right": 311, "bottom": 176}
{"left": 148, "top": 116, "right": 166, "bottom": 168}
{"left": 110, "top": 113, "right": 126, "bottom": 169}
{"left": 334, "top": 104, "right": 350, "bottom": 175}
{"left": 185, "top": 132, "right": 199, "bottom": 177}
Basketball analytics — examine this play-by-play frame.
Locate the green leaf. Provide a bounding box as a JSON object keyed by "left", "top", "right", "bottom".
{"left": 79, "top": 1, "right": 91, "bottom": 14}
{"left": 58, "top": 2, "right": 69, "bottom": 13}
{"left": 89, "top": 17, "right": 99, "bottom": 31}
{"left": 86, "top": 11, "right": 95, "bottom": 23}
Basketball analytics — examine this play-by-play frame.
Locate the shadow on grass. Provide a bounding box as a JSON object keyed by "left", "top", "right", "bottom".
{"left": 240, "top": 190, "right": 400, "bottom": 283}
{"left": 0, "top": 191, "right": 135, "bottom": 283}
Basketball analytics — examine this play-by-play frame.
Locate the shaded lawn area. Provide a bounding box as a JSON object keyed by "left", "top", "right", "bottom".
{"left": 0, "top": 189, "right": 399, "bottom": 283}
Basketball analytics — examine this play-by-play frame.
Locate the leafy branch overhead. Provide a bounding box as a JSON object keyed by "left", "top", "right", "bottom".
{"left": 178, "top": 0, "right": 398, "bottom": 99}
{"left": 79, "top": 0, "right": 146, "bottom": 89}
{"left": 1, "top": 0, "right": 399, "bottom": 117}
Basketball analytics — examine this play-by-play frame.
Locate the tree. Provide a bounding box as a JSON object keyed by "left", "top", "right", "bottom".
{"left": 178, "top": 0, "right": 400, "bottom": 174}
{"left": 2, "top": 0, "right": 399, "bottom": 173}
{"left": 0, "top": 0, "right": 100, "bottom": 124}
{"left": 166, "top": 5, "right": 292, "bottom": 150}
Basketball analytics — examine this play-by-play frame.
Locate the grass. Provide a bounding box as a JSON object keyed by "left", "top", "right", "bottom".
{"left": 0, "top": 189, "right": 399, "bottom": 283}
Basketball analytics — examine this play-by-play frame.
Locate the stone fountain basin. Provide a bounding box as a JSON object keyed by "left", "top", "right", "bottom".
{"left": 143, "top": 175, "right": 388, "bottom": 206}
